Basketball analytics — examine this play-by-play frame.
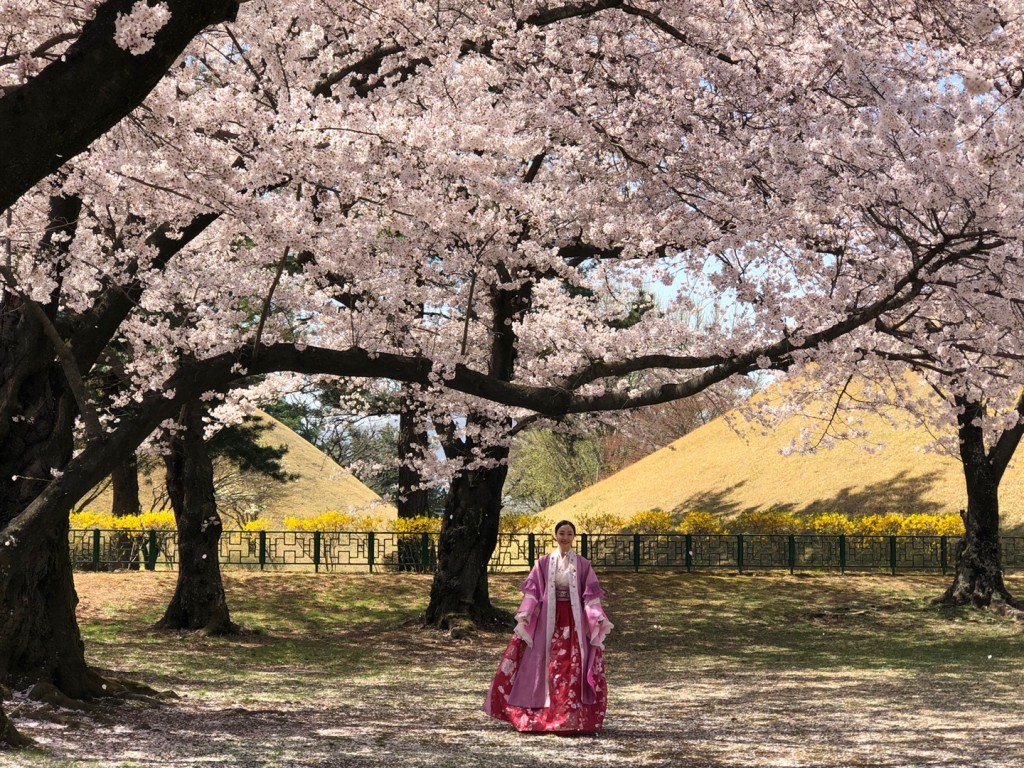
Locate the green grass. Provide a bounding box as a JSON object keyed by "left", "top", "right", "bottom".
{"left": 10, "top": 570, "right": 1024, "bottom": 767}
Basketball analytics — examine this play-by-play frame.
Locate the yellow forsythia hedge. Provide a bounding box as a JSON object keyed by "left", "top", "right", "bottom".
{"left": 69, "top": 510, "right": 176, "bottom": 531}
{"left": 71, "top": 509, "right": 965, "bottom": 536}
{"left": 574, "top": 508, "right": 964, "bottom": 536}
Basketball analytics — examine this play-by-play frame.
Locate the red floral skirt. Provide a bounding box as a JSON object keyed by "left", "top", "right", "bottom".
{"left": 485, "top": 600, "right": 607, "bottom": 733}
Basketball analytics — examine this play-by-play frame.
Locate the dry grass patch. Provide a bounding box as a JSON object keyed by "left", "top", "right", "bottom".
{"left": 7, "top": 571, "right": 1024, "bottom": 767}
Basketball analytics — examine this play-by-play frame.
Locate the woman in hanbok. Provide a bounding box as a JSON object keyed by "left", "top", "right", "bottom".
{"left": 484, "top": 520, "right": 614, "bottom": 734}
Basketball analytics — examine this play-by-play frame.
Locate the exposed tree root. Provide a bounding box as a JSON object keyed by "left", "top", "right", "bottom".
{"left": 154, "top": 608, "right": 241, "bottom": 637}
{"left": 935, "top": 580, "right": 1024, "bottom": 621}
{"left": 428, "top": 605, "right": 515, "bottom": 639}
{"left": 4, "top": 667, "right": 178, "bottom": 747}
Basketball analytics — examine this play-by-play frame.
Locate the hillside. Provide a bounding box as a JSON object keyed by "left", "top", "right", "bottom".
{"left": 82, "top": 411, "right": 396, "bottom": 526}
{"left": 542, "top": 391, "right": 1024, "bottom": 534}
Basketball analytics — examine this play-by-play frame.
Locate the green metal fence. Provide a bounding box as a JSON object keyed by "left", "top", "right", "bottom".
{"left": 67, "top": 529, "right": 1024, "bottom": 575}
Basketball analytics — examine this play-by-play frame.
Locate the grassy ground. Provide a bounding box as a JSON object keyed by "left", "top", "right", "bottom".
{"left": 6, "top": 571, "right": 1024, "bottom": 767}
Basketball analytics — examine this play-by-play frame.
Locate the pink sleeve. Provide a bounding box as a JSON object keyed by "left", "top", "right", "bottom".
{"left": 582, "top": 560, "right": 605, "bottom": 603}
{"left": 516, "top": 560, "right": 544, "bottom": 622}
{"left": 585, "top": 600, "right": 613, "bottom": 645}
{"left": 581, "top": 559, "right": 613, "bottom": 646}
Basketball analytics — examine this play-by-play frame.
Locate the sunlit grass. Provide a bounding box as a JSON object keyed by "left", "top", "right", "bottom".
{"left": 12, "top": 570, "right": 1023, "bottom": 766}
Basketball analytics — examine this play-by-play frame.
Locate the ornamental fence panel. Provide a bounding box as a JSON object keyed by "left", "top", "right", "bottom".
{"left": 67, "top": 530, "right": 1009, "bottom": 576}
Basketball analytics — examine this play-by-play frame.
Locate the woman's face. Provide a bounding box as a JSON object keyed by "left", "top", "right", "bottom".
{"left": 555, "top": 524, "right": 576, "bottom": 551}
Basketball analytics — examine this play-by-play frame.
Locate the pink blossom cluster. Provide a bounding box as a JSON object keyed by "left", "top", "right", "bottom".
{"left": 4, "top": 0, "right": 1024, "bottom": 461}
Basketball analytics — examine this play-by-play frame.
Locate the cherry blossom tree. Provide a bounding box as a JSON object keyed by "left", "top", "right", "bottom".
{"left": 735, "top": 9, "right": 1024, "bottom": 613}
{"left": 3, "top": 0, "right": 1023, "bottom": 747}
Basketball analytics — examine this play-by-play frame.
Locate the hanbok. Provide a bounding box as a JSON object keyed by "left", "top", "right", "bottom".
{"left": 483, "top": 550, "right": 613, "bottom": 733}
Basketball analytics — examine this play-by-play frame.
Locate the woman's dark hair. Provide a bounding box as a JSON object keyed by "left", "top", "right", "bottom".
{"left": 554, "top": 520, "right": 576, "bottom": 535}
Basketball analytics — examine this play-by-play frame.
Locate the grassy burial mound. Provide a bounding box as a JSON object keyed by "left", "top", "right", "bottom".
{"left": 81, "top": 410, "right": 396, "bottom": 527}
{"left": 543, "top": 388, "right": 1024, "bottom": 534}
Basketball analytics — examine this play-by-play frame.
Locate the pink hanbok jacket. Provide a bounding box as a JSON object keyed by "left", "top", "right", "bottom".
{"left": 505, "top": 551, "right": 612, "bottom": 709}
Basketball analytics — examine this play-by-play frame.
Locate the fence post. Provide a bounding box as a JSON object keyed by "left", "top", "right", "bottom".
{"left": 889, "top": 535, "right": 897, "bottom": 576}
{"left": 839, "top": 534, "right": 847, "bottom": 574}
{"left": 940, "top": 536, "right": 948, "bottom": 575}
{"left": 92, "top": 529, "right": 101, "bottom": 570}
{"left": 313, "top": 531, "right": 321, "bottom": 574}
{"left": 368, "top": 531, "right": 375, "bottom": 573}
{"left": 736, "top": 534, "right": 744, "bottom": 574}
{"left": 580, "top": 533, "right": 588, "bottom": 560}
{"left": 633, "top": 533, "right": 641, "bottom": 572}
{"left": 528, "top": 533, "right": 535, "bottom": 568}
{"left": 146, "top": 530, "right": 158, "bottom": 571}
{"left": 421, "top": 532, "right": 430, "bottom": 572}
{"left": 685, "top": 533, "right": 693, "bottom": 572}
{"left": 788, "top": 534, "right": 795, "bottom": 574}
{"left": 259, "top": 530, "right": 267, "bottom": 570}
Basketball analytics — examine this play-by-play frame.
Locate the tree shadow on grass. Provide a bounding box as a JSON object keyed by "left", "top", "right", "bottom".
{"left": 676, "top": 470, "right": 949, "bottom": 519}
{"left": 37, "top": 571, "right": 1024, "bottom": 768}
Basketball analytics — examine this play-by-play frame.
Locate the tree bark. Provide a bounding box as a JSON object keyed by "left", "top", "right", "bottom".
{"left": 424, "top": 275, "right": 530, "bottom": 629}
{"left": 397, "top": 395, "right": 431, "bottom": 519}
{"left": 941, "top": 398, "right": 1023, "bottom": 610}
{"left": 0, "top": 508, "right": 106, "bottom": 697}
{"left": 0, "top": 0, "right": 240, "bottom": 212}
{"left": 425, "top": 437, "right": 512, "bottom": 630}
{"left": 156, "top": 402, "right": 237, "bottom": 634}
{"left": 0, "top": 253, "right": 98, "bottom": 696}
{"left": 110, "top": 452, "right": 143, "bottom": 570}
{"left": 396, "top": 395, "right": 433, "bottom": 570}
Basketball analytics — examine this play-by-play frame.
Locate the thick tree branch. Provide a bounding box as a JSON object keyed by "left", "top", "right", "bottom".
{"left": 0, "top": 265, "right": 104, "bottom": 441}
{"left": 251, "top": 247, "right": 291, "bottom": 362}
{"left": 988, "top": 392, "right": 1024, "bottom": 481}
{"left": 0, "top": 0, "right": 241, "bottom": 212}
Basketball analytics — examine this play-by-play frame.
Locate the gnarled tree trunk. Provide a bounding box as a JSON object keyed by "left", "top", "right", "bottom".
{"left": 0, "top": 509, "right": 107, "bottom": 698}
{"left": 941, "top": 398, "right": 1023, "bottom": 610}
{"left": 156, "top": 402, "right": 237, "bottom": 634}
{"left": 424, "top": 275, "right": 530, "bottom": 629}
{"left": 425, "top": 434, "right": 512, "bottom": 629}
{"left": 0, "top": 285, "right": 102, "bottom": 698}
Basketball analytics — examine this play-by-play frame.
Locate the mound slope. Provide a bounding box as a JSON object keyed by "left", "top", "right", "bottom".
{"left": 83, "top": 411, "right": 396, "bottom": 525}
{"left": 543, "top": 393, "right": 1024, "bottom": 533}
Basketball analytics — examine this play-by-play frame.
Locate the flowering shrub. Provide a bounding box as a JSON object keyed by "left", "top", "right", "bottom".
{"left": 68, "top": 509, "right": 967, "bottom": 536}
{"left": 69, "top": 510, "right": 175, "bottom": 530}
{"left": 498, "top": 513, "right": 548, "bottom": 534}
{"left": 896, "top": 513, "right": 964, "bottom": 536}
{"left": 283, "top": 511, "right": 384, "bottom": 532}
{"left": 392, "top": 516, "right": 442, "bottom": 534}
{"left": 624, "top": 510, "right": 674, "bottom": 533}
{"left": 675, "top": 511, "right": 723, "bottom": 534}
{"left": 726, "top": 510, "right": 800, "bottom": 534}
{"left": 808, "top": 513, "right": 856, "bottom": 535}
{"left": 576, "top": 513, "right": 627, "bottom": 533}
{"left": 854, "top": 513, "right": 905, "bottom": 536}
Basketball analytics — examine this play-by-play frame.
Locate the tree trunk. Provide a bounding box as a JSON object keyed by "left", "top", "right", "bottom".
{"left": 110, "top": 452, "right": 143, "bottom": 570}
{"left": 424, "top": 276, "right": 530, "bottom": 629}
{"left": 156, "top": 402, "right": 237, "bottom": 634}
{"left": 941, "top": 398, "right": 1022, "bottom": 610}
{"left": 0, "top": 293, "right": 102, "bottom": 696}
{"left": 397, "top": 396, "right": 431, "bottom": 519}
{"left": 425, "top": 439, "right": 511, "bottom": 630}
{"left": 0, "top": 509, "right": 106, "bottom": 697}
